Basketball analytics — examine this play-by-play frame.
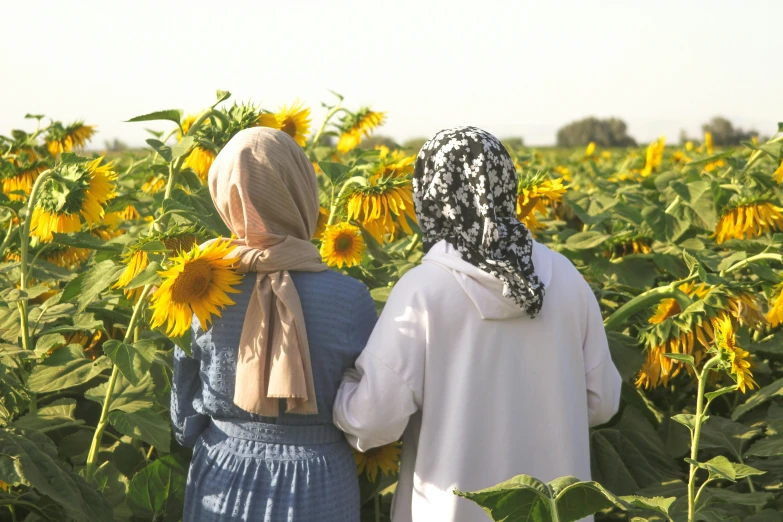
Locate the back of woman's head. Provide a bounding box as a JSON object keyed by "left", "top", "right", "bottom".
{"left": 208, "top": 127, "right": 319, "bottom": 248}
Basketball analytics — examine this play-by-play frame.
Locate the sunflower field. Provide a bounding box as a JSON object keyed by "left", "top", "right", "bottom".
{"left": 0, "top": 90, "right": 782, "bottom": 522}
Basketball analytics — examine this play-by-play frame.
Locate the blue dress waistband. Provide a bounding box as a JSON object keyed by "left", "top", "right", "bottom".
{"left": 210, "top": 418, "right": 344, "bottom": 445}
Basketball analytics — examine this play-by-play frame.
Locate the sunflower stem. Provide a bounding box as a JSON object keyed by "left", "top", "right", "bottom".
{"left": 687, "top": 355, "right": 721, "bottom": 522}
{"left": 744, "top": 134, "right": 783, "bottom": 171}
{"left": 603, "top": 284, "right": 692, "bottom": 331}
{"left": 374, "top": 493, "right": 381, "bottom": 522}
{"left": 84, "top": 284, "right": 151, "bottom": 481}
{"left": 0, "top": 212, "right": 16, "bottom": 258}
{"left": 17, "top": 168, "right": 55, "bottom": 352}
{"left": 721, "top": 253, "right": 783, "bottom": 277}
{"left": 309, "top": 105, "right": 349, "bottom": 154}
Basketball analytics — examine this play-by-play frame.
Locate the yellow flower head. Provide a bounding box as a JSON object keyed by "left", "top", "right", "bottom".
{"left": 641, "top": 137, "right": 665, "bottom": 177}
{"left": 353, "top": 442, "right": 401, "bottom": 482}
{"left": 713, "top": 315, "right": 757, "bottom": 393}
{"left": 43, "top": 246, "right": 92, "bottom": 269}
{"left": 46, "top": 122, "right": 96, "bottom": 156}
{"left": 114, "top": 250, "right": 150, "bottom": 300}
{"left": 516, "top": 176, "right": 567, "bottom": 234}
{"left": 150, "top": 240, "right": 242, "bottom": 337}
{"left": 142, "top": 176, "right": 166, "bottom": 194}
{"left": 257, "top": 102, "right": 311, "bottom": 147}
{"left": 768, "top": 282, "right": 783, "bottom": 327}
{"left": 685, "top": 141, "right": 694, "bottom": 152}
{"left": 179, "top": 113, "right": 199, "bottom": 140}
{"left": 319, "top": 222, "right": 366, "bottom": 268}
{"left": 183, "top": 146, "right": 216, "bottom": 183}
{"left": 337, "top": 109, "right": 386, "bottom": 154}
{"left": 714, "top": 201, "right": 783, "bottom": 244}
{"left": 346, "top": 181, "right": 416, "bottom": 244}
{"left": 773, "top": 161, "right": 783, "bottom": 184}
{"left": 584, "top": 142, "right": 596, "bottom": 157}
{"left": 313, "top": 207, "right": 330, "bottom": 240}
{"left": 637, "top": 282, "right": 764, "bottom": 390}
{"left": 1, "top": 162, "right": 46, "bottom": 201}
{"left": 31, "top": 158, "right": 116, "bottom": 242}
{"left": 704, "top": 131, "right": 714, "bottom": 155}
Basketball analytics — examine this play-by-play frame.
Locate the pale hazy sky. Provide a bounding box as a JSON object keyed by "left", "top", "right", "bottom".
{"left": 2, "top": 1, "right": 781, "bottom": 147}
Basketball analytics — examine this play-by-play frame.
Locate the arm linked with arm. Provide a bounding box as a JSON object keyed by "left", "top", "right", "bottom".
{"left": 333, "top": 280, "right": 426, "bottom": 451}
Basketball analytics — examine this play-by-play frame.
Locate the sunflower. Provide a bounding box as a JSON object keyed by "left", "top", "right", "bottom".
{"left": 704, "top": 131, "right": 714, "bottom": 155}
{"left": 179, "top": 113, "right": 199, "bottom": 140}
{"left": 114, "top": 250, "right": 150, "bottom": 300}
{"left": 714, "top": 201, "right": 783, "bottom": 243}
{"left": 162, "top": 231, "right": 201, "bottom": 253}
{"left": 346, "top": 181, "right": 416, "bottom": 244}
{"left": 117, "top": 204, "right": 140, "bottom": 220}
{"left": 46, "top": 122, "right": 96, "bottom": 156}
{"left": 768, "top": 282, "right": 783, "bottom": 327}
{"left": 337, "top": 109, "right": 386, "bottom": 153}
{"left": 773, "top": 161, "right": 783, "bottom": 184}
{"left": 319, "top": 222, "right": 366, "bottom": 268}
{"left": 714, "top": 315, "right": 757, "bottom": 393}
{"left": 636, "top": 282, "right": 764, "bottom": 389}
{"left": 516, "top": 176, "right": 567, "bottom": 234}
{"left": 150, "top": 240, "right": 242, "bottom": 337}
{"left": 142, "top": 176, "right": 166, "bottom": 194}
{"left": 353, "top": 442, "right": 401, "bottom": 482}
{"left": 2, "top": 164, "right": 46, "bottom": 201}
{"left": 30, "top": 158, "right": 117, "bottom": 242}
{"left": 43, "top": 246, "right": 92, "bottom": 268}
{"left": 183, "top": 146, "right": 216, "bottom": 183}
{"left": 640, "top": 137, "right": 665, "bottom": 177}
{"left": 313, "top": 207, "right": 330, "bottom": 240}
{"left": 257, "top": 102, "right": 311, "bottom": 147}
{"left": 604, "top": 235, "right": 653, "bottom": 258}
{"left": 584, "top": 142, "right": 596, "bottom": 157}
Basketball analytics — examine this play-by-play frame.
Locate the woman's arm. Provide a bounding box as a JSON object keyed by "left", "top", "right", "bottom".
{"left": 334, "top": 276, "right": 426, "bottom": 451}
{"left": 170, "top": 329, "right": 207, "bottom": 447}
{"left": 582, "top": 288, "right": 623, "bottom": 427}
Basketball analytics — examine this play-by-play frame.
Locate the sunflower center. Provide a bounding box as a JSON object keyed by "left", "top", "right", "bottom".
{"left": 335, "top": 234, "right": 354, "bottom": 253}
{"left": 280, "top": 118, "right": 297, "bottom": 138}
{"left": 170, "top": 258, "right": 213, "bottom": 303}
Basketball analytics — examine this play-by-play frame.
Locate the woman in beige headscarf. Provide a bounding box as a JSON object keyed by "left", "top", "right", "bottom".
{"left": 171, "top": 127, "right": 377, "bottom": 522}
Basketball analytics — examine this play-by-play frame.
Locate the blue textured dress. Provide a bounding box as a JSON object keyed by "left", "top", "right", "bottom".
{"left": 171, "top": 270, "right": 377, "bottom": 522}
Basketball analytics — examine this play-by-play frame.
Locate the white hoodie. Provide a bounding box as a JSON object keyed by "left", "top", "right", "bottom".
{"left": 334, "top": 240, "right": 622, "bottom": 522}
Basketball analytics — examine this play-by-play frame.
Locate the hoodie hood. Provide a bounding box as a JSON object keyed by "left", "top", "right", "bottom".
{"left": 422, "top": 239, "right": 552, "bottom": 320}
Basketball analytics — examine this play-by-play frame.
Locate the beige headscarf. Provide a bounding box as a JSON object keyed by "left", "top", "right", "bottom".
{"left": 206, "top": 127, "right": 327, "bottom": 416}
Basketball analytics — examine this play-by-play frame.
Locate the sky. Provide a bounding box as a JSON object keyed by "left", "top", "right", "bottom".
{"left": 2, "top": 0, "right": 781, "bottom": 148}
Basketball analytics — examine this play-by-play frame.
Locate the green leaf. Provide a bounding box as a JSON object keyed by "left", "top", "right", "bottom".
{"left": 85, "top": 373, "right": 156, "bottom": 413}
{"left": 109, "top": 407, "right": 171, "bottom": 452}
{"left": 170, "top": 135, "right": 194, "bottom": 160}
{"left": 619, "top": 495, "right": 676, "bottom": 518}
{"left": 103, "top": 340, "right": 156, "bottom": 386}
{"left": 52, "top": 231, "right": 122, "bottom": 251}
{"left": 455, "top": 474, "right": 626, "bottom": 522}
{"left": 565, "top": 231, "right": 608, "bottom": 250}
{"left": 663, "top": 353, "right": 695, "bottom": 366}
{"left": 0, "top": 428, "right": 113, "bottom": 521}
{"left": 127, "top": 454, "right": 187, "bottom": 520}
{"left": 145, "top": 139, "right": 172, "bottom": 162}
{"left": 370, "top": 286, "right": 392, "bottom": 315}
{"left": 606, "top": 331, "right": 644, "bottom": 382}
{"left": 11, "top": 399, "right": 84, "bottom": 432}
{"left": 215, "top": 90, "right": 231, "bottom": 104}
{"left": 27, "top": 355, "right": 111, "bottom": 393}
{"left": 0, "top": 285, "right": 50, "bottom": 303}
{"left": 126, "top": 109, "right": 183, "bottom": 125}
{"left": 705, "top": 386, "right": 737, "bottom": 402}
{"left": 66, "top": 260, "right": 125, "bottom": 312}
{"left": 125, "top": 261, "right": 161, "bottom": 290}
{"left": 746, "top": 436, "right": 783, "bottom": 457}
{"left": 700, "top": 416, "right": 762, "bottom": 460}
{"left": 732, "top": 377, "right": 783, "bottom": 420}
{"left": 590, "top": 408, "right": 681, "bottom": 496}
{"left": 318, "top": 161, "right": 352, "bottom": 183}
{"left": 671, "top": 413, "right": 702, "bottom": 432}
{"left": 702, "top": 488, "right": 773, "bottom": 507}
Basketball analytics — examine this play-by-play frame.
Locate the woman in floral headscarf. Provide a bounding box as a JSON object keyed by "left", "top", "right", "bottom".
{"left": 334, "top": 127, "right": 622, "bottom": 522}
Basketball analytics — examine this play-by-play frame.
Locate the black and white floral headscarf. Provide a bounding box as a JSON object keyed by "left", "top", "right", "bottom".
{"left": 413, "top": 126, "right": 544, "bottom": 317}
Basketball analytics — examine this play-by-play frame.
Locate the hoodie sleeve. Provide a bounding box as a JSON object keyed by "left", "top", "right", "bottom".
{"left": 334, "top": 274, "right": 426, "bottom": 451}
{"left": 582, "top": 285, "right": 622, "bottom": 427}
